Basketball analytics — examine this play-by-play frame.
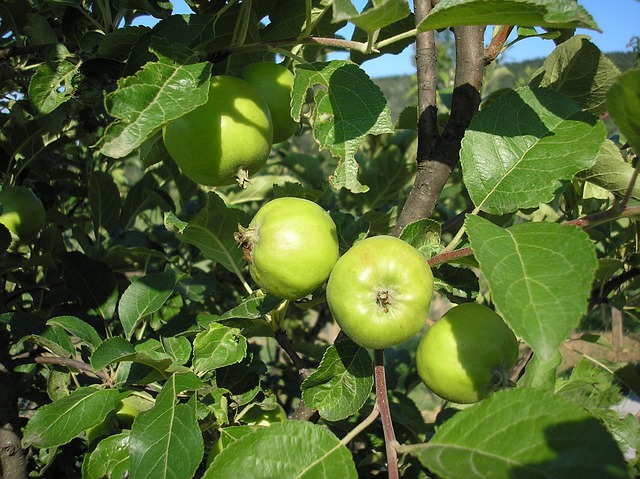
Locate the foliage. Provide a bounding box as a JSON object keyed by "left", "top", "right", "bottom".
{"left": 1, "top": 0, "right": 639, "bottom": 478}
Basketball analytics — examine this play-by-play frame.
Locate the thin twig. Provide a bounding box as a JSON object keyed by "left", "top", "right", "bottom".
{"left": 484, "top": 25, "right": 514, "bottom": 64}
{"left": 274, "top": 328, "right": 311, "bottom": 379}
{"left": 32, "top": 356, "right": 111, "bottom": 383}
{"left": 375, "top": 349, "right": 399, "bottom": 479}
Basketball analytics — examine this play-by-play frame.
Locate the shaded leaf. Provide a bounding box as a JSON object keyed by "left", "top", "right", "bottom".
{"left": 466, "top": 215, "right": 597, "bottom": 361}
{"left": 409, "top": 388, "right": 627, "bottom": 479}
{"left": 399, "top": 218, "right": 441, "bottom": 259}
{"left": 607, "top": 69, "right": 640, "bottom": 154}
{"left": 166, "top": 192, "right": 249, "bottom": 274}
{"left": 61, "top": 252, "right": 118, "bottom": 319}
{"left": 47, "top": 315, "right": 102, "bottom": 350}
{"left": 301, "top": 337, "right": 374, "bottom": 421}
{"left": 333, "top": 0, "right": 410, "bottom": 33}
{"left": 529, "top": 35, "right": 620, "bottom": 116}
{"left": 580, "top": 139, "right": 640, "bottom": 200}
{"left": 90, "top": 170, "right": 121, "bottom": 237}
{"left": 91, "top": 337, "right": 136, "bottom": 370}
{"left": 29, "top": 60, "right": 78, "bottom": 114}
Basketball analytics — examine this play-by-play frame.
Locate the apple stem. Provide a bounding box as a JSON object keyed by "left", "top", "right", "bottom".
{"left": 374, "top": 349, "right": 400, "bottom": 479}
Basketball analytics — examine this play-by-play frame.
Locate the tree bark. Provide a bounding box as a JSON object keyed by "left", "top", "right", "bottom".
{"left": 0, "top": 328, "right": 27, "bottom": 479}
{"left": 393, "top": 24, "right": 486, "bottom": 235}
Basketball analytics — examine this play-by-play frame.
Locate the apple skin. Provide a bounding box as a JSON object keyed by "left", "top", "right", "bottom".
{"left": 163, "top": 75, "right": 273, "bottom": 187}
{"left": 0, "top": 186, "right": 46, "bottom": 240}
{"left": 242, "top": 62, "right": 297, "bottom": 143}
{"left": 416, "top": 303, "right": 519, "bottom": 404}
{"left": 326, "top": 235, "right": 434, "bottom": 350}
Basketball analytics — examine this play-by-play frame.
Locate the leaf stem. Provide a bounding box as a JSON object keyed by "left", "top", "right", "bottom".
{"left": 375, "top": 349, "right": 399, "bottom": 479}
{"left": 340, "top": 405, "right": 380, "bottom": 446}
{"left": 376, "top": 28, "right": 418, "bottom": 50}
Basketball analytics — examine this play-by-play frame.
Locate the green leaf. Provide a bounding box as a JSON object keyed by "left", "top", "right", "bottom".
{"left": 418, "top": 0, "right": 600, "bottom": 32}
{"left": 432, "top": 264, "right": 480, "bottom": 303}
{"left": 529, "top": 35, "right": 620, "bottom": 117}
{"left": 399, "top": 218, "right": 441, "bottom": 258}
{"left": 118, "top": 269, "right": 184, "bottom": 339}
{"left": 292, "top": 61, "right": 394, "bottom": 193}
{"left": 466, "top": 216, "right": 598, "bottom": 361}
{"left": 192, "top": 323, "right": 248, "bottom": 374}
{"left": 23, "top": 387, "right": 123, "bottom": 448}
{"left": 519, "top": 350, "right": 562, "bottom": 391}
{"left": 461, "top": 87, "right": 605, "bottom": 215}
{"left": 607, "top": 69, "right": 640, "bottom": 154}
{"left": 409, "top": 388, "right": 627, "bottom": 479}
{"left": 329, "top": 210, "right": 370, "bottom": 254}
{"left": 81, "top": 431, "right": 130, "bottom": 479}
{"left": 333, "top": 0, "right": 410, "bottom": 33}
{"left": 166, "top": 192, "right": 249, "bottom": 274}
{"left": 129, "top": 373, "right": 204, "bottom": 479}
{"left": 580, "top": 139, "right": 640, "bottom": 200}
{"left": 47, "top": 315, "right": 102, "bottom": 350}
{"left": 100, "top": 42, "right": 211, "bottom": 159}
{"left": 204, "top": 420, "right": 357, "bottom": 478}
{"left": 90, "top": 337, "right": 136, "bottom": 370}
{"left": 89, "top": 170, "right": 122, "bottom": 237}
{"left": 301, "top": 337, "right": 374, "bottom": 421}
{"left": 28, "top": 60, "right": 78, "bottom": 114}
{"left": 217, "top": 294, "right": 284, "bottom": 321}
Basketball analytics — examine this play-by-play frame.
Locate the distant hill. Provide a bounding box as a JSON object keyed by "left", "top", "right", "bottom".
{"left": 373, "top": 51, "right": 637, "bottom": 122}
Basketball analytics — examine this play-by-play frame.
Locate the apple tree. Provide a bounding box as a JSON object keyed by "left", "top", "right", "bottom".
{"left": 1, "top": 0, "right": 639, "bottom": 478}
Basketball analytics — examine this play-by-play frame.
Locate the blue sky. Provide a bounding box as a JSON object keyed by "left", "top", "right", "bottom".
{"left": 151, "top": 0, "right": 639, "bottom": 78}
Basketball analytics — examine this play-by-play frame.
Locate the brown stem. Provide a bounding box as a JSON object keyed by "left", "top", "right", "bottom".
{"left": 589, "top": 267, "right": 640, "bottom": 309}
{"left": 274, "top": 329, "right": 318, "bottom": 421}
{"left": 428, "top": 246, "right": 473, "bottom": 267}
{"left": 393, "top": 25, "right": 485, "bottom": 235}
{"left": 484, "top": 26, "right": 514, "bottom": 64}
{"left": 13, "top": 355, "right": 111, "bottom": 383}
{"left": 274, "top": 329, "right": 311, "bottom": 380}
{"left": 375, "top": 349, "right": 399, "bottom": 479}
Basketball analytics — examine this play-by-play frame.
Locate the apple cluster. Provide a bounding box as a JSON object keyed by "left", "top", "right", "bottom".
{"left": 237, "top": 197, "right": 519, "bottom": 404}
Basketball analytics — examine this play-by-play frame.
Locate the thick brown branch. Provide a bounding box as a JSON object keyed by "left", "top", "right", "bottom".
{"left": 0, "top": 427, "right": 27, "bottom": 479}
{"left": 394, "top": 25, "right": 485, "bottom": 235}
{"left": 413, "top": 0, "right": 439, "bottom": 159}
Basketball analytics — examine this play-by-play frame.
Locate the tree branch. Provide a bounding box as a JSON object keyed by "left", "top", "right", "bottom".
{"left": 273, "top": 329, "right": 318, "bottom": 422}
{"left": 393, "top": 25, "right": 485, "bottom": 234}
{"left": 375, "top": 349, "right": 399, "bottom": 479}
{"left": 12, "top": 354, "right": 111, "bottom": 383}
{"left": 484, "top": 26, "right": 514, "bottom": 64}
{"left": 0, "top": 427, "right": 27, "bottom": 479}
